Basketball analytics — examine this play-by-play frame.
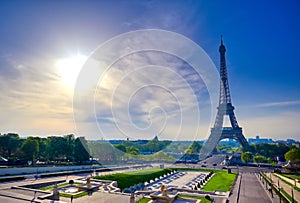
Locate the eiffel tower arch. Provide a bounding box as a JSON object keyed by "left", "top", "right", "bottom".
{"left": 199, "top": 37, "right": 249, "bottom": 160}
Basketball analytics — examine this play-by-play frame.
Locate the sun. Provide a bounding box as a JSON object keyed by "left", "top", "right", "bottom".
{"left": 56, "top": 54, "right": 88, "bottom": 88}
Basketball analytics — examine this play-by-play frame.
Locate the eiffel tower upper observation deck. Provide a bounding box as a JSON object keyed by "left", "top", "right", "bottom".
{"left": 199, "top": 37, "right": 249, "bottom": 160}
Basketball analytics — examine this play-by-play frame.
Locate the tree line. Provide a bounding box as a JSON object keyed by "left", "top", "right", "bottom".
{"left": 0, "top": 133, "right": 90, "bottom": 165}
{"left": 241, "top": 143, "right": 300, "bottom": 165}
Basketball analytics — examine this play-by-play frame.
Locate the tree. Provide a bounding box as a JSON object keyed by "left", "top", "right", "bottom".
{"left": 185, "top": 141, "right": 202, "bottom": 154}
{"left": 20, "top": 137, "right": 39, "bottom": 162}
{"left": 285, "top": 148, "right": 300, "bottom": 165}
{"left": 45, "top": 136, "right": 70, "bottom": 161}
{"left": 126, "top": 146, "right": 140, "bottom": 155}
{"left": 114, "top": 144, "right": 126, "bottom": 153}
{"left": 253, "top": 155, "right": 267, "bottom": 163}
{"left": 73, "top": 137, "right": 90, "bottom": 163}
{"left": 241, "top": 151, "right": 253, "bottom": 163}
{"left": 64, "top": 134, "right": 75, "bottom": 160}
{"left": 0, "top": 133, "right": 21, "bottom": 158}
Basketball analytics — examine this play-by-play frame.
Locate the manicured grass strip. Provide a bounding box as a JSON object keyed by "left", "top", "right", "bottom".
{"left": 94, "top": 168, "right": 173, "bottom": 190}
{"left": 274, "top": 173, "right": 300, "bottom": 192}
{"left": 201, "top": 171, "right": 237, "bottom": 192}
{"left": 60, "top": 191, "right": 88, "bottom": 199}
{"left": 280, "top": 188, "right": 298, "bottom": 203}
{"left": 283, "top": 174, "right": 300, "bottom": 181}
{"left": 39, "top": 182, "right": 81, "bottom": 191}
{"left": 135, "top": 197, "right": 151, "bottom": 203}
{"left": 39, "top": 182, "right": 69, "bottom": 191}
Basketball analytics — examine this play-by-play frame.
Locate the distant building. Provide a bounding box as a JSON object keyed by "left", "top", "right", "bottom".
{"left": 248, "top": 135, "right": 273, "bottom": 144}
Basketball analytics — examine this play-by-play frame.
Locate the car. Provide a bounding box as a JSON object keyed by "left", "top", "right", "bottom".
{"left": 213, "top": 163, "right": 217, "bottom": 166}
{"left": 201, "top": 164, "right": 207, "bottom": 167}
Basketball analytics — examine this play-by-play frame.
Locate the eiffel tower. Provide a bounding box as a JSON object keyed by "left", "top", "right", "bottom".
{"left": 199, "top": 37, "right": 249, "bottom": 160}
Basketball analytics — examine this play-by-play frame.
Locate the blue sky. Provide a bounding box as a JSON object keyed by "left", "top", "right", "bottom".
{"left": 0, "top": 0, "right": 299, "bottom": 140}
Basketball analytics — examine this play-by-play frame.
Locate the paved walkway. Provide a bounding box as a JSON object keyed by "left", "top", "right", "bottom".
{"left": 268, "top": 173, "right": 300, "bottom": 202}
{"left": 229, "top": 173, "right": 272, "bottom": 203}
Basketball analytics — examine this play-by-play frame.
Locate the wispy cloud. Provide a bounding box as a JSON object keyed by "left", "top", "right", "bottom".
{"left": 72, "top": 30, "right": 218, "bottom": 140}
{"left": 256, "top": 100, "right": 300, "bottom": 108}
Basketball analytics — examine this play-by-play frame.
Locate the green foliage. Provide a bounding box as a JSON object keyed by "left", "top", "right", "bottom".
{"left": 241, "top": 151, "right": 253, "bottom": 163}
{"left": 285, "top": 148, "right": 300, "bottom": 164}
{"left": 20, "top": 137, "right": 39, "bottom": 161}
{"left": 126, "top": 146, "right": 140, "bottom": 155}
{"left": 0, "top": 133, "right": 21, "bottom": 157}
{"left": 185, "top": 141, "right": 202, "bottom": 154}
{"left": 246, "top": 143, "right": 292, "bottom": 160}
{"left": 114, "top": 144, "right": 126, "bottom": 152}
{"left": 253, "top": 155, "right": 267, "bottom": 163}
{"left": 0, "top": 133, "right": 91, "bottom": 164}
{"left": 163, "top": 141, "right": 192, "bottom": 153}
{"left": 73, "top": 137, "right": 90, "bottom": 162}
{"left": 121, "top": 140, "right": 172, "bottom": 153}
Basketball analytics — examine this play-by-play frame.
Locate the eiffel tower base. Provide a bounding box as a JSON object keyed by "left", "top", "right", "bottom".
{"left": 199, "top": 127, "right": 249, "bottom": 160}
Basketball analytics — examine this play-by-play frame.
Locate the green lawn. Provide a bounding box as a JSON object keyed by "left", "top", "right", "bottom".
{"left": 135, "top": 197, "right": 151, "bottom": 203}
{"left": 59, "top": 191, "right": 88, "bottom": 199}
{"left": 94, "top": 168, "right": 173, "bottom": 190}
{"left": 201, "top": 171, "right": 237, "bottom": 192}
{"left": 95, "top": 168, "right": 236, "bottom": 192}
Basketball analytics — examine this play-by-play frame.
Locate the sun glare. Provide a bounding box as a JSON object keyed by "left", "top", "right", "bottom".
{"left": 56, "top": 54, "right": 88, "bottom": 88}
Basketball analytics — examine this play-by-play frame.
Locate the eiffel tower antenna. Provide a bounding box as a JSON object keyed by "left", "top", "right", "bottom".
{"left": 199, "top": 37, "right": 249, "bottom": 160}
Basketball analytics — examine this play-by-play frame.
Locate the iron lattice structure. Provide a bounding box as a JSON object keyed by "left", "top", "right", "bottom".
{"left": 199, "top": 37, "right": 249, "bottom": 160}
